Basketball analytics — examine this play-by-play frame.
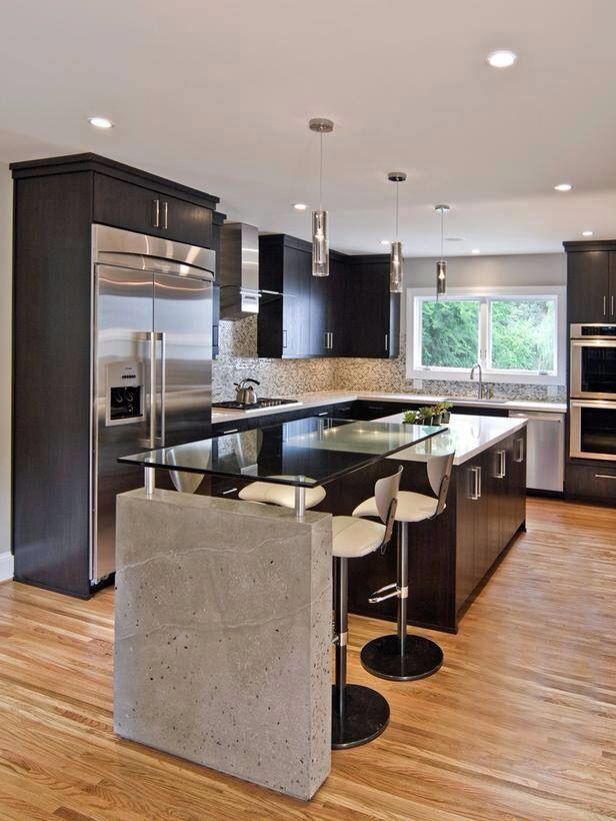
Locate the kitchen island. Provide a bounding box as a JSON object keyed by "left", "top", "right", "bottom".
{"left": 114, "top": 417, "right": 443, "bottom": 800}
{"left": 316, "top": 413, "right": 527, "bottom": 632}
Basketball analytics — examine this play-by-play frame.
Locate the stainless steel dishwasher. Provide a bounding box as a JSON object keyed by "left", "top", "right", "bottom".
{"left": 509, "top": 411, "right": 565, "bottom": 492}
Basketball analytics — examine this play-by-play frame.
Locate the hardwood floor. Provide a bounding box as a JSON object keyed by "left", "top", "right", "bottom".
{"left": 0, "top": 497, "right": 614, "bottom": 820}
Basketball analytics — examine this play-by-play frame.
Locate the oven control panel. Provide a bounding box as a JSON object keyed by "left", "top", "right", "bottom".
{"left": 106, "top": 361, "right": 145, "bottom": 426}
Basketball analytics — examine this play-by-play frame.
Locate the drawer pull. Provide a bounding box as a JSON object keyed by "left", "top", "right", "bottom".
{"left": 152, "top": 198, "right": 160, "bottom": 228}
{"left": 317, "top": 411, "right": 328, "bottom": 417}
{"left": 595, "top": 473, "right": 616, "bottom": 480}
{"left": 221, "top": 487, "right": 238, "bottom": 495}
{"left": 496, "top": 449, "right": 506, "bottom": 479}
{"left": 222, "top": 427, "right": 239, "bottom": 434}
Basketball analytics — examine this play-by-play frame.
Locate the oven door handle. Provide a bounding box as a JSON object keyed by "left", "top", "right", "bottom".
{"left": 570, "top": 400, "right": 616, "bottom": 409}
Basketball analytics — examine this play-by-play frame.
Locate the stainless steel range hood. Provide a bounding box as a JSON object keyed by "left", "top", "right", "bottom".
{"left": 219, "top": 222, "right": 281, "bottom": 320}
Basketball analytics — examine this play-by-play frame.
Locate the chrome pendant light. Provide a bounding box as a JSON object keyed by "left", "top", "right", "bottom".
{"left": 434, "top": 204, "right": 450, "bottom": 298}
{"left": 388, "top": 171, "right": 407, "bottom": 293}
{"left": 309, "top": 117, "right": 334, "bottom": 277}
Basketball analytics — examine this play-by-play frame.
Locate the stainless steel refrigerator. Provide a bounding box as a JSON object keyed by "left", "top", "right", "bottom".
{"left": 92, "top": 225, "right": 214, "bottom": 583}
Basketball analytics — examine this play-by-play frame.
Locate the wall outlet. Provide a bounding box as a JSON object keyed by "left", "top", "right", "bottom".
{"left": 413, "top": 379, "right": 422, "bottom": 390}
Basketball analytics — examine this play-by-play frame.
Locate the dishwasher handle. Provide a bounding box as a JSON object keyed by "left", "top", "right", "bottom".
{"left": 509, "top": 411, "right": 564, "bottom": 423}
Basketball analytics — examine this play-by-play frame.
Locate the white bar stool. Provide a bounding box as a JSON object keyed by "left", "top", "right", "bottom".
{"left": 331, "top": 466, "right": 402, "bottom": 749}
{"left": 353, "top": 452, "right": 455, "bottom": 682}
{"left": 238, "top": 478, "right": 325, "bottom": 510}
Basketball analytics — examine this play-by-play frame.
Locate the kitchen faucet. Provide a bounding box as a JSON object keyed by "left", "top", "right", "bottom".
{"left": 470, "top": 362, "right": 483, "bottom": 399}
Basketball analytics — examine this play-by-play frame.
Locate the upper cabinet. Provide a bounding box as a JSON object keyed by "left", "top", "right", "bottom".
{"left": 564, "top": 242, "right": 616, "bottom": 323}
{"left": 258, "top": 235, "right": 312, "bottom": 358}
{"left": 344, "top": 256, "right": 400, "bottom": 359}
{"left": 93, "top": 173, "right": 213, "bottom": 248}
{"left": 12, "top": 152, "right": 219, "bottom": 251}
{"left": 257, "top": 237, "right": 400, "bottom": 359}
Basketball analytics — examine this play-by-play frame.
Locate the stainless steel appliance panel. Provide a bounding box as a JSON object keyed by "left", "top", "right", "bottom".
{"left": 94, "top": 264, "right": 154, "bottom": 581}
{"left": 509, "top": 411, "right": 564, "bottom": 492}
{"left": 153, "top": 273, "right": 212, "bottom": 448}
{"left": 570, "top": 324, "right": 616, "bottom": 400}
{"left": 570, "top": 400, "right": 616, "bottom": 461}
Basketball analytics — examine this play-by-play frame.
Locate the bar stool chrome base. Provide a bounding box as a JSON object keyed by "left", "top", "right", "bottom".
{"left": 331, "top": 684, "right": 390, "bottom": 750}
{"left": 360, "top": 634, "right": 443, "bottom": 681}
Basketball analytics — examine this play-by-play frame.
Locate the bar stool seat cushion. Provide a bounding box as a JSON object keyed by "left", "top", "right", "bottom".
{"left": 238, "top": 480, "right": 326, "bottom": 509}
{"left": 353, "top": 490, "right": 440, "bottom": 523}
{"left": 332, "top": 516, "right": 386, "bottom": 559}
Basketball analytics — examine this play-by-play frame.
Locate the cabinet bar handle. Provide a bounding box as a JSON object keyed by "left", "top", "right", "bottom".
{"left": 595, "top": 473, "right": 616, "bottom": 480}
{"left": 496, "top": 449, "right": 506, "bottom": 479}
{"left": 330, "top": 331, "right": 333, "bottom": 350}
{"left": 317, "top": 411, "right": 328, "bottom": 417}
{"left": 514, "top": 437, "right": 525, "bottom": 463}
{"left": 152, "top": 199, "right": 160, "bottom": 228}
{"left": 222, "top": 427, "right": 239, "bottom": 434}
{"left": 385, "top": 333, "right": 389, "bottom": 352}
{"left": 162, "top": 201, "right": 168, "bottom": 230}
{"left": 612, "top": 295, "right": 615, "bottom": 316}
{"left": 604, "top": 295, "right": 607, "bottom": 316}
{"left": 283, "top": 329, "right": 288, "bottom": 349}
{"left": 221, "top": 487, "right": 238, "bottom": 495}
{"left": 469, "top": 466, "right": 481, "bottom": 500}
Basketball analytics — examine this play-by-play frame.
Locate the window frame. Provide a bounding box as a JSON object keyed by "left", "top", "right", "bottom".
{"left": 405, "top": 285, "right": 566, "bottom": 385}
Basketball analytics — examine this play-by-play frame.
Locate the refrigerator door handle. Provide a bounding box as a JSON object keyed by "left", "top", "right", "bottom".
{"left": 149, "top": 331, "right": 157, "bottom": 448}
{"left": 159, "top": 332, "right": 166, "bottom": 446}
{"left": 149, "top": 331, "right": 166, "bottom": 447}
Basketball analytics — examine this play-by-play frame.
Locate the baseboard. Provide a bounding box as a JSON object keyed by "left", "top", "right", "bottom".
{"left": 0, "top": 550, "right": 14, "bottom": 582}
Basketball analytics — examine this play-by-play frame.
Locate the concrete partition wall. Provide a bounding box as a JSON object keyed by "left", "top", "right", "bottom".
{"left": 114, "top": 489, "right": 332, "bottom": 800}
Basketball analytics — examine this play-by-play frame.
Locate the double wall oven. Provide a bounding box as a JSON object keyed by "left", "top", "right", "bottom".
{"left": 569, "top": 324, "right": 616, "bottom": 460}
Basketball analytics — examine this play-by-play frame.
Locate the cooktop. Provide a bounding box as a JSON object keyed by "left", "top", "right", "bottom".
{"left": 212, "top": 398, "right": 302, "bottom": 413}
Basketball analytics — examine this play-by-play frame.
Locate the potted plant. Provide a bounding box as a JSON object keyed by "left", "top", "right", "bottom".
{"left": 402, "top": 409, "right": 421, "bottom": 424}
{"left": 435, "top": 400, "right": 453, "bottom": 424}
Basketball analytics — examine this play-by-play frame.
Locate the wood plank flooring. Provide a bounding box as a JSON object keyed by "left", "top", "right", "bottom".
{"left": 0, "top": 497, "right": 615, "bottom": 820}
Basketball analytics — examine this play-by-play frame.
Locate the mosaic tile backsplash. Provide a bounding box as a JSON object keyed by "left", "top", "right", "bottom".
{"left": 212, "top": 317, "right": 566, "bottom": 402}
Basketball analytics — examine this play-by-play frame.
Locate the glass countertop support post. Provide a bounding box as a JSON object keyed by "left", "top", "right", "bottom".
{"left": 295, "top": 486, "right": 306, "bottom": 520}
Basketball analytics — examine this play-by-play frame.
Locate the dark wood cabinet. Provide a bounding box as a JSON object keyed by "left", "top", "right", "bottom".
{"left": 258, "top": 235, "right": 312, "bottom": 358}
{"left": 308, "top": 254, "right": 347, "bottom": 356}
{"left": 93, "top": 173, "right": 213, "bottom": 248}
{"left": 257, "top": 238, "right": 400, "bottom": 359}
{"left": 566, "top": 250, "right": 610, "bottom": 323}
{"left": 564, "top": 242, "right": 616, "bottom": 323}
{"left": 10, "top": 153, "right": 219, "bottom": 599}
{"left": 344, "top": 256, "right": 400, "bottom": 358}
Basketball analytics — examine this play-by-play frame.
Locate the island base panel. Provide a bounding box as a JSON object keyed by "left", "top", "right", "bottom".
{"left": 114, "top": 489, "right": 332, "bottom": 800}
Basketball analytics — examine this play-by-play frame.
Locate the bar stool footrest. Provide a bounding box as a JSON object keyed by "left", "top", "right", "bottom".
{"left": 368, "top": 582, "right": 400, "bottom": 604}
{"left": 361, "top": 634, "right": 443, "bottom": 682}
{"left": 331, "top": 683, "right": 390, "bottom": 750}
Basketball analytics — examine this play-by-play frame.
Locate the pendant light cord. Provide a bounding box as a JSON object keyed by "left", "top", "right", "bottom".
{"left": 319, "top": 132, "right": 323, "bottom": 210}
{"left": 440, "top": 208, "right": 444, "bottom": 262}
{"left": 395, "top": 181, "right": 399, "bottom": 241}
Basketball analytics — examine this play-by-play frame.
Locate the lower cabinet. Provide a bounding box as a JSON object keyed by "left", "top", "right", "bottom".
{"left": 339, "top": 429, "right": 527, "bottom": 632}
{"left": 565, "top": 461, "right": 616, "bottom": 503}
{"left": 455, "top": 430, "right": 526, "bottom": 616}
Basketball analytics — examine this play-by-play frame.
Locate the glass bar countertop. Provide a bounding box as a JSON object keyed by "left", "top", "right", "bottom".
{"left": 119, "top": 416, "right": 446, "bottom": 488}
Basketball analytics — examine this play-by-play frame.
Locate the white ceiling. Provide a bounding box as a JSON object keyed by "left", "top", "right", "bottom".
{"left": 2, "top": 0, "right": 616, "bottom": 256}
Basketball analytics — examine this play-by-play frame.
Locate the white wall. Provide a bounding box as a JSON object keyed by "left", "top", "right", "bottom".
{"left": 401, "top": 252, "right": 566, "bottom": 327}
{"left": 0, "top": 164, "right": 12, "bottom": 580}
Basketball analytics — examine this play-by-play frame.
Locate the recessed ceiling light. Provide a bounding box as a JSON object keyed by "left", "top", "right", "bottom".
{"left": 293, "top": 202, "right": 308, "bottom": 211}
{"left": 380, "top": 239, "right": 391, "bottom": 246}
{"left": 486, "top": 50, "right": 517, "bottom": 69}
{"left": 87, "top": 116, "right": 114, "bottom": 129}
{"left": 554, "top": 183, "right": 573, "bottom": 192}
{"left": 582, "top": 230, "right": 594, "bottom": 237}
{"left": 471, "top": 248, "right": 481, "bottom": 255}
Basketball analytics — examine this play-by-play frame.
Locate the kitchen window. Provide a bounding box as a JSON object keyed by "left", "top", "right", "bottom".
{"left": 406, "top": 286, "right": 566, "bottom": 384}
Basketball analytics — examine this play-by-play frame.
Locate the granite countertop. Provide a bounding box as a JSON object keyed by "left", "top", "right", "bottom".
{"left": 381, "top": 412, "right": 527, "bottom": 466}
{"left": 211, "top": 390, "right": 566, "bottom": 424}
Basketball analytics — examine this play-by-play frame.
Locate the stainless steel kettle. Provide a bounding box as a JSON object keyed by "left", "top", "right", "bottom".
{"left": 234, "top": 378, "right": 260, "bottom": 405}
